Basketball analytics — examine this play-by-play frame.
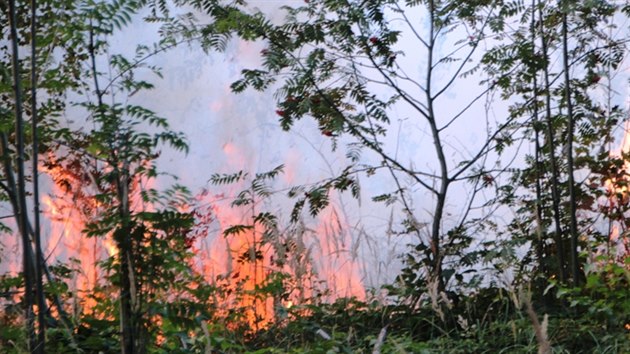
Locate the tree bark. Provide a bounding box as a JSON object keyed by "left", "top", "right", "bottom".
{"left": 560, "top": 1, "right": 581, "bottom": 286}
{"left": 427, "top": 0, "right": 449, "bottom": 293}
{"left": 8, "top": 0, "right": 37, "bottom": 351}
{"left": 531, "top": 0, "right": 546, "bottom": 280}
{"left": 30, "top": 0, "right": 46, "bottom": 350}
{"left": 538, "top": 1, "right": 567, "bottom": 283}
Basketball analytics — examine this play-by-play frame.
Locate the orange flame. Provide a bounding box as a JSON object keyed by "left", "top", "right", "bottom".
{"left": 20, "top": 136, "right": 367, "bottom": 331}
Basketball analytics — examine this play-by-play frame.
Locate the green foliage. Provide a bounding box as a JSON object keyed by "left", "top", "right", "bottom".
{"left": 1, "top": 0, "right": 630, "bottom": 352}
{"left": 550, "top": 256, "right": 630, "bottom": 328}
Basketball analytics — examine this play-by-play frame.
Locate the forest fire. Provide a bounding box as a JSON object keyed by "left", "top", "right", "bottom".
{"left": 33, "top": 141, "right": 366, "bottom": 329}
{"left": 186, "top": 142, "right": 366, "bottom": 328}
{"left": 3, "top": 0, "right": 630, "bottom": 351}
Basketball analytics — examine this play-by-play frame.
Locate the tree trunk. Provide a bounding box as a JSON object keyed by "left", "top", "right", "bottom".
{"left": 116, "top": 167, "right": 139, "bottom": 354}
{"left": 531, "top": 0, "right": 546, "bottom": 280}
{"left": 538, "top": 2, "right": 567, "bottom": 283}
{"left": 30, "top": 0, "right": 46, "bottom": 350}
{"left": 8, "top": 0, "right": 37, "bottom": 350}
{"left": 560, "top": 1, "right": 581, "bottom": 286}
{"left": 427, "top": 0, "right": 449, "bottom": 293}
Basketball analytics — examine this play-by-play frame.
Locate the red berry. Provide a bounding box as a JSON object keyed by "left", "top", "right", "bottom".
{"left": 276, "top": 110, "right": 285, "bottom": 116}
{"left": 482, "top": 174, "right": 494, "bottom": 187}
{"left": 369, "top": 37, "right": 378, "bottom": 44}
{"left": 322, "top": 130, "right": 333, "bottom": 137}
{"left": 591, "top": 75, "right": 601, "bottom": 84}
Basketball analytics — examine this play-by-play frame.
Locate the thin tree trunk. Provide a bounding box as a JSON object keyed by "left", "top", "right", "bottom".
{"left": 538, "top": 1, "right": 567, "bottom": 283}
{"left": 2, "top": 5, "right": 72, "bottom": 341}
{"left": 119, "top": 163, "right": 138, "bottom": 354}
{"left": 88, "top": 20, "right": 139, "bottom": 353}
{"left": 2, "top": 134, "right": 76, "bottom": 349}
{"left": 560, "top": 1, "right": 581, "bottom": 286}
{"left": 8, "top": 0, "right": 37, "bottom": 351}
{"left": 427, "top": 0, "right": 449, "bottom": 293}
{"left": 30, "top": 0, "right": 46, "bottom": 351}
{"left": 531, "top": 0, "right": 546, "bottom": 280}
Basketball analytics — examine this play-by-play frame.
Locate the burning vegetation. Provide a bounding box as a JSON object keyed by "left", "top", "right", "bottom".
{"left": 1, "top": 0, "right": 630, "bottom": 353}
